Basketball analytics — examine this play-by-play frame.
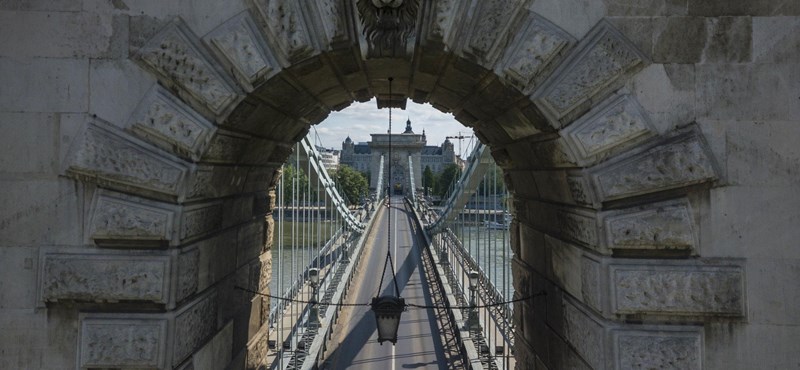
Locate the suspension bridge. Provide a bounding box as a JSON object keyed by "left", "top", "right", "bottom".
{"left": 247, "top": 134, "right": 518, "bottom": 370}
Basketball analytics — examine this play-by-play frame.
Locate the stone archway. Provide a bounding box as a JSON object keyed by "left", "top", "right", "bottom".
{"left": 4, "top": 0, "right": 774, "bottom": 369}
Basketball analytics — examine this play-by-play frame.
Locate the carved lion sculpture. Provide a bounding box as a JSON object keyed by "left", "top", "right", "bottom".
{"left": 357, "top": 0, "right": 419, "bottom": 57}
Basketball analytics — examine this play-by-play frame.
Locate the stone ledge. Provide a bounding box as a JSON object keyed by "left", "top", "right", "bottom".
{"left": 587, "top": 126, "right": 719, "bottom": 203}
{"left": 64, "top": 120, "right": 190, "bottom": 203}
{"left": 77, "top": 290, "right": 221, "bottom": 370}
{"left": 39, "top": 249, "right": 173, "bottom": 307}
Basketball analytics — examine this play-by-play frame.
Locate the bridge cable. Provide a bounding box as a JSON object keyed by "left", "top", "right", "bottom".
{"left": 235, "top": 286, "right": 545, "bottom": 310}
{"left": 376, "top": 76, "right": 401, "bottom": 299}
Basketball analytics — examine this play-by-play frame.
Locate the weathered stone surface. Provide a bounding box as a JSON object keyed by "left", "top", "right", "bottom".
{"left": 581, "top": 256, "right": 602, "bottom": 313}
{"left": 688, "top": 0, "right": 800, "bottom": 16}
{"left": 528, "top": 201, "right": 600, "bottom": 250}
{"left": 610, "top": 263, "right": 745, "bottom": 316}
{"left": 89, "top": 191, "right": 175, "bottom": 246}
{"left": 40, "top": 252, "right": 171, "bottom": 304}
{"left": 613, "top": 329, "right": 702, "bottom": 370}
{"left": 135, "top": 21, "right": 238, "bottom": 115}
{"left": 202, "top": 131, "right": 249, "bottom": 164}
{"left": 173, "top": 292, "right": 218, "bottom": 365}
{"left": 252, "top": 0, "right": 315, "bottom": 62}
{"left": 604, "top": 0, "right": 688, "bottom": 16}
{"left": 460, "top": 0, "right": 526, "bottom": 65}
{"left": 184, "top": 165, "right": 247, "bottom": 200}
{"left": 703, "top": 17, "right": 752, "bottom": 63}
{"left": 245, "top": 329, "right": 270, "bottom": 369}
{"left": 206, "top": 12, "right": 277, "bottom": 89}
{"left": 66, "top": 122, "right": 188, "bottom": 199}
{"left": 590, "top": 131, "right": 717, "bottom": 202}
{"left": 752, "top": 16, "right": 800, "bottom": 63}
{"left": 181, "top": 203, "right": 224, "bottom": 241}
{"left": 602, "top": 199, "right": 696, "bottom": 251}
{"left": 237, "top": 220, "right": 266, "bottom": 267}
{"left": 653, "top": 16, "right": 707, "bottom": 63}
{"left": 535, "top": 21, "right": 648, "bottom": 124}
{"left": 129, "top": 86, "right": 215, "bottom": 161}
{"left": 547, "top": 235, "right": 583, "bottom": 299}
{"left": 499, "top": 12, "right": 573, "bottom": 92}
{"left": 177, "top": 248, "right": 200, "bottom": 302}
{"left": 79, "top": 317, "right": 168, "bottom": 369}
{"left": 0, "top": 54, "right": 89, "bottom": 113}
{"left": 696, "top": 63, "right": 800, "bottom": 122}
{"left": 563, "top": 300, "right": 605, "bottom": 369}
{"left": 562, "top": 94, "right": 656, "bottom": 165}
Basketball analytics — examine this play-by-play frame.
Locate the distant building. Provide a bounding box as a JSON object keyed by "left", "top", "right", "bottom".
{"left": 341, "top": 118, "right": 457, "bottom": 194}
{"left": 315, "top": 145, "right": 340, "bottom": 172}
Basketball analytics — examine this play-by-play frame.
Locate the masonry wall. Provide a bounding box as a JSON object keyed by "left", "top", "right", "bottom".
{"left": 0, "top": 0, "right": 797, "bottom": 369}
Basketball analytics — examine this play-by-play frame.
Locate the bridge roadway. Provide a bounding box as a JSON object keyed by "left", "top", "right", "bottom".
{"left": 322, "top": 196, "right": 459, "bottom": 369}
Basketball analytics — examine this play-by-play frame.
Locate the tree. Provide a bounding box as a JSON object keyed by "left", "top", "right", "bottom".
{"left": 280, "top": 165, "right": 310, "bottom": 205}
{"left": 422, "top": 165, "right": 436, "bottom": 196}
{"left": 334, "top": 165, "right": 369, "bottom": 206}
{"left": 478, "top": 163, "right": 505, "bottom": 195}
{"left": 435, "top": 163, "right": 461, "bottom": 197}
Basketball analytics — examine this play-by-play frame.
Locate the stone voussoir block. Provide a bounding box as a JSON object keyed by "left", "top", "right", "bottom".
{"left": 599, "top": 197, "right": 699, "bottom": 254}
{"left": 88, "top": 189, "right": 178, "bottom": 248}
{"left": 587, "top": 126, "right": 719, "bottom": 203}
{"left": 560, "top": 93, "right": 658, "bottom": 167}
{"left": 533, "top": 20, "right": 649, "bottom": 128}
{"left": 205, "top": 11, "right": 281, "bottom": 92}
{"left": 250, "top": 0, "right": 320, "bottom": 65}
{"left": 39, "top": 248, "right": 176, "bottom": 308}
{"left": 77, "top": 290, "right": 220, "bottom": 370}
{"left": 556, "top": 295, "right": 705, "bottom": 370}
{"left": 497, "top": 11, "right": 575, "bottom": 94}
{"left": 133, "top": 18, "right": 242, "bottom": 120}
{"left": 128, "top": 86, "right": 217, "bottom": 163}
{"left": 65, "top": 120, "right": 190, "bottom": 202}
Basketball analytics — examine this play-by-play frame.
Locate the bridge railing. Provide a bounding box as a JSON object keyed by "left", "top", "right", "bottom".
{"left": 422, "top": 154, "right": 515, "bottom": 369}
{"left": 267, "top": 136, "right": 378, "bottom": 369}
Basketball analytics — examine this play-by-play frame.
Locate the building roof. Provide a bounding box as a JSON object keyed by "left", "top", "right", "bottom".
{"left": 353, "top": 143, "right": 370, "bottom": 154}
{"left": 421, "top": 146, "right": 443, "bottom": 155}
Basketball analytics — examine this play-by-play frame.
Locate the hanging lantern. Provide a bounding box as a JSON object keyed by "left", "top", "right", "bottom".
{"left": 371, "top": 295, "right": 406, "bottom": 345}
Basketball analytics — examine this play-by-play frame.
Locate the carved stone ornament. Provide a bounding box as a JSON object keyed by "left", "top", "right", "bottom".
{"left": 40, "top": 252, "right": 171, "bottom": 305}
{"left": 206, "top": 12, "right": 278, "bottom": 89}
{"left": 499, "top": 13, "right": 574, "bottom": 92}
{"left": 89, "top": 191, "right": 175, "bottom": 246}
{"left": 66, "top": 122, "right": 188, "bottom": 200}
{"left": 535, "top": 21, "right": 648, "bottom": 124}
{"left": 135, "top": 20, "right": 239, "bottom": 115}
{"left": 129, "top": 86, "right": 215, "bottom": 162}
{"left": 603, "top": 199, "right": 696, "bottom": 251}
{"left": 562, "top": 94, "right": 657, "bottom": 165}
{"left": 79, "top": 317, "right": 168, "bottom": 369}
{"left": 356, "top": 0, "right": 420, "bottom": 58}
{"left": 564, "top": 300, "right": 606, "bottom": 369}
{"left": 251, "top": 0, "right": 315, "bottom": 63}
{"left": 590, "top": 130, "right": 717, "bottom": 202}
{"left": 610, "top": 263, "right": 745, "bottom": 316}
{"left": 173, "top": 292, "right": 218, "bottom": 365}
{"left": 613, "top": 330, "right": 702, "bottom": 370}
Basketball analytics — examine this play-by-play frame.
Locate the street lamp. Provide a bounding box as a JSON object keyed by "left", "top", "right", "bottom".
{"left": 309, "top": 268, "right": 320, "bottom": 324}
{"left": 467, "top": 270, "right": 481, "bottom": 331}
{"left": 371, "top": 295, "right": 406, "bottom": 345}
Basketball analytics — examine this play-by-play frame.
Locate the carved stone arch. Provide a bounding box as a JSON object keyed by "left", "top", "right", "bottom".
{"left": 53, "top": 1, "right": 742, "bottom": 369}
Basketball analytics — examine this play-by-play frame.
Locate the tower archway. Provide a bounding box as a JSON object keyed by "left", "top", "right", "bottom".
{"left": 7, "top": 1, "right": 777, "bottom": 369}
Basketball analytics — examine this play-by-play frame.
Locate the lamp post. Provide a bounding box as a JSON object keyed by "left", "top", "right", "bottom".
{"left": 467, "top": 270, "right": 481, "bottom": 331}
{"left": 371, "top": 295, "right": 406, "bottom": 345}
{"left": 308, "top": 268, "right": 319, "bottom": 324}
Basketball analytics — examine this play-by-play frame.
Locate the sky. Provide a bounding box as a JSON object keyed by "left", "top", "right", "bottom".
{"left": 308, "top": 99, "right": 476, "bottom": 158}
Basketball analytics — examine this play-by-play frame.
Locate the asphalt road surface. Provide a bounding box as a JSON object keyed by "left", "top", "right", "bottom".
{"left": 323, "top": 197, "right": 450, "bottom": 369}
